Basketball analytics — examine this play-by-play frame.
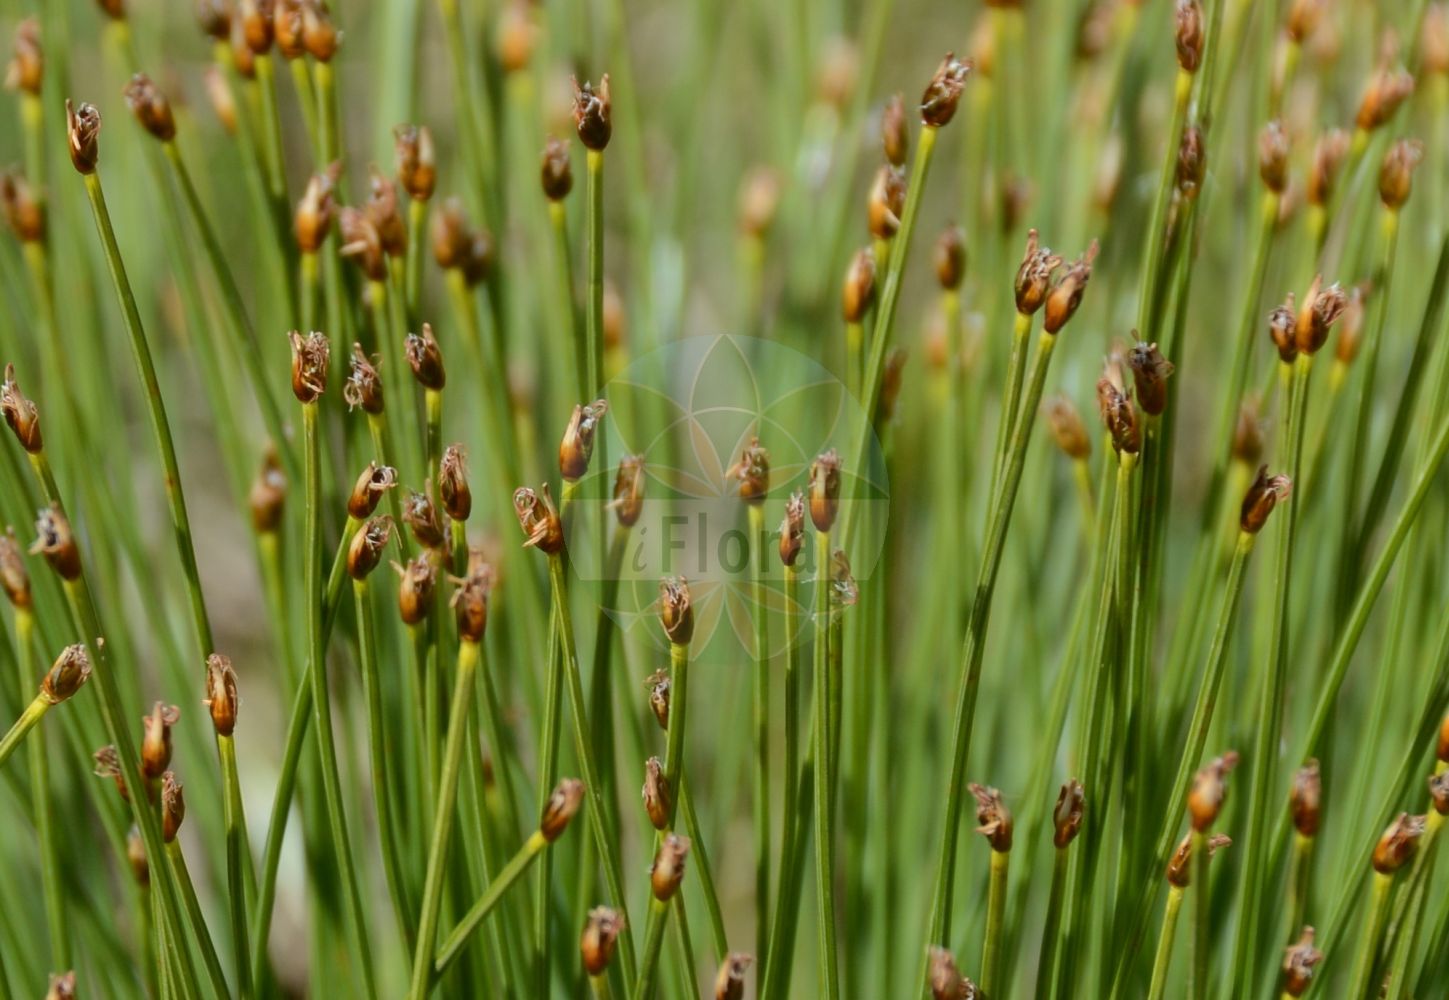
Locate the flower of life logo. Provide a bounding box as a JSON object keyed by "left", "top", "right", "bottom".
{"left": 563, "top": 334, "right": 889, "bottom": 664}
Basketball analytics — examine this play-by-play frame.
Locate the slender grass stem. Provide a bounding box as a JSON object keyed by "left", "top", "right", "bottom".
{"left": 12, "top": 613, "right": 66, "bottom": 969}
{"left": 217, "top": 734, "right": 253, "bottom": 999}
{"left": 812, "top": 528, "right": 839, "bottom": 999}
{"left": 302, "top": 402, "right": 377, "bottom": 1000}
{"left": 989, "top": 311, "right": 1032, "bottom": 498}
{"left": 0, "top": 693, "right": 48, "bottom": 768}
{"left": 532, "top": 601, "right": 563, "bottom": 998}
{"left": 761, "top": 564, "right": 803, "bottom": 998}
{"left": 1190, "top": 831, "right": 1210, "bottom": 1000}
{"left": 586, "top": 149, "right": 605, "bottom": 397}
{"left": 165, "top": 839, "right": 231, "bottom": 998}
{"left": 747, "top": 504, "right": 771, "bottom": 966}
{"left": 1349, "top": 872, "right": 1394, "bottom": 1000}
{"left": 435, "top": 830, "right": 550, "bottom": 976}
{"left": 1146, "top": 886, "right": 1185, "bottom": 1000}
{"left": 676, "top": 777, "right": 729, "bottom": 960}
{"left": 981, "top": 848, "right": 1009, "bottom": 995}
{"left": 409, "top": 638, "right": 482, "bottom": 998}
{"left": 1038, "top": 845, "right": 1072, "bottom": 995}
{"left": 633, "top": 897, "right": 670, "bottom": 1000}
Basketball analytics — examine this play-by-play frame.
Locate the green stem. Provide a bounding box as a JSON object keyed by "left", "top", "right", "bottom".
{"left": 14, "top": 613, "right": 67, "bottom": 969}
{"left": 1349, "top": 872, "right": 1394, "bottom": 1000}
{"left": 165, "top": 839, "right": 231, "bottom": 999}
{"left": 633, "top": 897, "right": 670, "bottom": 1000}
{"left": 217, "top": 735, "right": 254, "bottom": 999}
{"left": 981, "top": 848, "right": 1009, "bottom": 996}
{"left": 409, "top": 638, "right": 482, "bottom": 999}
{"left": 748, "top": 504, "right": 771, "bottom": 967}
{"left": 1190, "top": 831, "right": 1210, "bottom": 1000}
{"left": 0, "top": 694, "right": 48, "bottom": 768}
{"left": 586, "top": 149, "right": 605, "bottom": 396}
{"left": 435, "top": 831, "right": 549, "bottom": 977}
{"left": 1146, "top": 886, "right": 1185, "bottom": 1000}
{"left": 1037, "top": 846, "right": 1071, "bottom": 996}
{"left": 813, "top": 528, "right": 839, "bottom": 998}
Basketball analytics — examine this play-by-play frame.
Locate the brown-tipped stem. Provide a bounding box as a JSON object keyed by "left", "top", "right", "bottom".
{"left": 1281, "top": 926, "right": 1322, "bottom": 997}
{"left": 970, "top": 782, "right": 1011, "bottom": 995}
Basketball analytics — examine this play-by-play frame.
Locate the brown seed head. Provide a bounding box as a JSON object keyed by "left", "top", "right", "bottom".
{"left": 559, "top": 399, "right": 609, "bottom": 481}
{"left": 497, "top": 0, "right": 537, "bottom": 72}
{"left": 229, "top": 14, "right": 257, "bottom": 77}
{"left": 1015, "top": 229, "right": 1063, "bottom": 315}
{"left": 541, "top": 777, "right": 585, "bottom": 841}
{"left": 1295, "top": 276, "right": 1347, "bottom": 355}
{"left": 66, "top": 100, "right": 101, "bottom": 175}
{"left": 201, "top": 66, "right": 238, "bottom": 135}
{"left": 816, "top": 36, "right": 859, "bottom": 109}
{"left": 1289, "top": 759, "right": 1320, "bottom": 837}
{"left": 438, "top": 445, "right": 472, "bottom": 521}
{"left": 141, "top": 702, "right": 180, "bottom": 779}
{"left": 919, "top": 52, "right": 972, "bottom": 127}
{"left": 738, "top": 166, "right": 781, "bottom": 239}
{"left": 779, "top": 491, "right": 805, "bottom": 567}
{"left": 0, "top": 528, "right": 32, "bottom": 610}
{"left": 393, "top": 124, "right": 436, "bottom": 202}
{"left": 1372, "top": 812, "right": 1426, "bottom": 873}
{"left": 31, "top": 505, "right": 81, "bottom": 580}
{"left": 659, "top": 576, "right": 694, "bottom": 646}
{"left": 347, "top": 462, "right": 397, "bottom": 520}
{"left": 1425, "top": 4, "right": 1449, "bottom": 76}
{"left": 730, "top": 438, "right": 770, "bottom": 504}
{"left": 294, "top": 162, "right": 339, "bottom": 253}
{"left": 829, "top": 549, "right": 859, "bottom": 610}
{"left": 1439, "top": 712, "right": 1449, "bottom": 762}
{"left": 1231, "top": 400, "right": 1264, "bottom": 467}
{"left": 198, "top": 0, "right": 233, "bottom": 39}
{"left": 1241, "top": 465, "right": 1292, "bottom": 534}
{"left": 927, "top": 945, "right": 977, "bottom": 1000}
{"left": 347, "top": 516, "right": 392, "bottom": 580}
{"left": 94, "top": 745, "right": 129, "bottom": 801}
{"left": 809, "top": 450, "right": 842, "bottom": 531}
{"left": 300, "top": 0, "right": 339, "bottom": 61}
{"left": 1281, "top": 926, "right": 1322, "bottom": 997}
{"left": 161, "top": 770, "right": 185, "bottom": 841}
{"left": 249, "top": 447, "right": 287, "bottom": 533}
{"left": 1306, "top": 129, "right": 1350, "bottom": 206}
{"left": 1429, "top": 772, "right": 1449, "bottom": 816}
{"left": 432, "top": 197, "right": 472, "bottom": 270}
{"left": 405, "top": 323, "right": 446, "bottom": 391}
{"left": 394, "top": 554, "right": 438, "bottom": 625}
{"left": 273, "top": 0, "right": 305, "bottom": 59}
{"left": 881, "top": 93, "right": 910, "bottom": 167}
{"left": 650, "top": 833, "right": 690, "bottom": 901}
{"left": 1166, "top": 831, "right": 1232, "bottom": 887}
{"left": 1175, "top": 124, "right": 1205, "bottom": 199}
{"left": 127, "top": 825, "right": 148, "bottom": 885}
{"left": 403, "top": 488, "right": 447, "bottom": 550}
{"left": 1128, "top": 342, "right": 1175, "bottom": 417}
{"left": 1043, "top": 395, "right": 1091, "bottom": 461}
{"left": 645, "top": 671, "right": 670, "bottom": 730}
{"left": 1379, "top": 138, "right": 1424, "bottom": 210}
{"left": 581, "top": 906, "right": 625, "bottom": 976}
{"left": 1053, "top": 778, "right": 1085, "bottom": 848}
{"left": 1269, "top": 294, "right": 1298, "bottom": 364}
{"left": 572, "top": 75, "right": 612, "bottom": 151}
{"left": 338, "top": 206, "right": 386, "bottom": 281}
{"left": 1, "top": 364, "right": 42, "bottom": 454}
{"left": 1175, "top": 0, "right": 1205, "bottom": 73}
{"left": 1096, "top": 374, "right": 1140, "bottom": 456}
{"left": 41, "top": 644, "right": 91, "bottom": 705}
{"left": 970, "top": 783, "right": 1013, "bottom": 852}
{"left": 1356, "top": 63, "right": 1415, "bottom": 132}
{"left": 451, "top": 551, "right": 493, "bottom": 643}
{"left": 237, "top": 0, "right": 274, "bottom": 51}
{"left": 514, "top": 485, "right": 564, "bottom": 555}
{"left": 867, "top": 164, "right": 906, "bottom": 241}
{"left": 714, "top": 953, "right": 753, "bottom": 1000}
{"left": 366, "top": 167, "right": 407, "bottom": 257}
{"left": 48, "top": 972, "right": 78, "bottom": 1000}
{"left": 842, "top": 246, "right": 878, "bottom": 324}
{"left": 1286, "top": 0, "right": 1325, "bottom": 43}
{"left": 203, "top": 653, "right": 239, "bottom": 735}
{"left": 603, "top": 280, "right": 626, "bottom": 350}
{"left": 1335, "top": 284, "right": 1368, "bottom": 367}
{"left": 343, "top": 343, "right": 384, "bottom": 414}
{"left": 1043, "top": 240, "right": 1098, "bottom": 334}
{"left": 611, "top": 455, "right": 646, "bottom": 528}
{"left": 0, "top": 171, "right": 45, "bottom": 243}
{"left": 6, "top": 19, "right": 43, "bottom": 95}
{"left": 642, "top": 756, "right": 672, "bottom": 830}
{"left": 1258, "top": 120, "right": 1290, "bottom": 193}
{"left": 879, "top": 347, "right": 909, "bottom": 426}
{"left": 1093, "top": 132, "right": 1125, "bottom": 214}
{"left": 288, "top": 330, "right": 330, "bottom": 403}
{"left": 541, "top": 136, "right": 573, "bottom": 201}
{"left": 1188, "top": 750, "right": 1239, "bottom": 831}
{"left": 935, "top": 224, "right": 967, "bottom": 291}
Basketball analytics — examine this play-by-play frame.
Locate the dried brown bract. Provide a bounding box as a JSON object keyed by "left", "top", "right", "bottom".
{"left": 273, "top": 0, "right": 306, "bottom": 59}
{"left": 969, "top": 783, "right": 1013, "bottom": 852}
{"left": 881, "top": 93, "right": 909, "bottom": 166}
{"left": 928, "top": 945, "right": 977, "bottom": 999}
{"left": 1294, "top": 276, "right": 1347, "bottom": 355}
{"left": 779, "top": 491, "right": 805, "bottom": 567}
{"left": 660, "top": 576, "right": 694, "bottom": 646}
{"left": 347, "top": 462, "right": 397, "bottom": 520}
{"left": 581, "top": 906, "right": 625, "bottom": 976}
{"left": 738, "top": 166, "right": 780, "bottom": 239}
{"left": 1, "top": 363, "right": 42, "bottom": 453}
{"left": 1306, "top": 129, "right": 1349, "bottom": 207}
{"left": 0, "top": 171, "right": 45, "bottom": 243}
{"left": 450, "top": 552, "right": 493, "bottom": 643}
{"left": 611, "top": 455, "right": 646, "bottom": 528}
{"left": 238, "top": 0, "right": 274, "bottom": 52}
{"left": 1372, "top": 812, "right": 1426, "bottom": 873}
{"left": 1232, "top": 400, "right": 1264, "bottom": 467}
{"left": 288, "top": 330, "right": 330, "bottom": 403}
{"left": 559, "top": 399, "right": 609, "bottom": 481}
{"left": 343, "top": 343, "right": 384, "bottom": 414}
{"left": 1053, "top": 778, "right": 1085, "bottom": 848}
{"left": 541, "top": 777, "right": 585, "bottom": 841}
{"left": 1188, "top": 751, "right": 1239, "bottom": 831}
{"left": 438, "top": 445, "right": 472, "bottom": 521}
{"left": 1268, "top": 294, "right": 1299, "bottom": 364}
{"left": 395, "top": 554, "right": 439, "bottom": 626}
{"left": 730, "top": 437, "right": 770, "bottom": 504}
{"left": 1379, "top": 138, "right": 1424, "bottom": 210}
{"left": 1176, "top": 124, "right": 1205, "bottom": 199}
{"left": 1166, "top": 831, "right": 1232, "bottom": 887}
{"left": 6, "top": 19, "right": 43, "bottom": 95}
{"left": 347, "top": 516, "right": 392, "bottom": 580}
{"left": 1429, "top": 772, "right": 1449, "bottom": 816}
{"left": 1281, "top": 926, "right": 1322, "bottom": 997}
{"left": 1044, "top": 395, "right": 1090, "bottom": 461}
{"left": 867, "top": 164, "right": 906, "bottom": 240}
{"left": 1286, "top": 0, "right": 1325, "bottom": 44}
{"left": 403, "top": 489, "right": 447, "bottom": 550}
{"left": 935, "top": 224, "right": 966, "bottom": 291}
{"left": 642, "top": 756, "right": 672, "bottom": 830}
{"left": 646, "top": 671, "right": 670, "bottom": 730}
{"left": 66, "top": 100, "right": 101, "bottom": 175}
{"left": 1240, "top": 465, "right": 1292, "bottom": 534}
{"left": 365, "top": 167, "right": 407, "bottom": 257}
{"left": 1175, "top": 0, "right": 1204, "bottom": 73}
{"left": 301, "top": 0, "right": 339, "bottom": 61}
{"left": 1258, "top": 120, "right": 1290, "bottom": 193}
{"left": 161, "top": 771, "right": 185, "bottom": 841}
{"left": 295, "top": 163, "right": 340, "bottom": 253}
{"left": 1128, "top": 342, "right": 1174, "bottom": 417}
{"left": 1356, "top": 63, "right": 1415, "bottom": 132}
{"left": 127, "top": 825, "right": 148, "bottom": 885}
{"left": 650, "top": 833, "right": 690, "bottom": 900}
{"left": 1014, "top": 229, "right": 1061, "bottom": 315}
{"left": 41, "top": 644, "right": 91, "bottom": 704}
{"left": 1043, "top": 240, "right": 1098, "bottom": 334}
{"left": 541, "top": 136, "right": 573, "bottom": 201}
{"left": 31, "top": 505, "right": 81, "bottom": 581}
{"left": 573, "top": 75, "right": 612, "bottom": 151}
{"left": 809, "top": 450, "right": 842, "bottom": 531}
{"left": 94, "top": 745, "right": 129, "bottom": 801}
{"left": 1096, "top": 374, "right": 1140, "bottom": 455}
{"left": 920, "top": 52, "right": 972, "bottom": 127}
{"left": 204, "top": 654, "right": 239, "bottom": 736}
{"left": 405, "top": 323, "right": 446, "bottom": 391}
{"left": 0, "top": 528, "right": 32, "bottom": 610}
{"left": 842, "top": 247, "right": 877, "bottom": 324}
{"left": 514, "top": 486, "right": 564, "bottom": 554}
{"left": 338, "top": 206, "right": 386, "bottom": 281}
{"left": 141, "top": 702, "right": 181, "bottom": 779}
{"left": 249, "top": 447, "right": 287, "bottom": 533}
{"left": 1335, "top": 284, "right": 1368, "bottom": 367}
{"left": 713, "top": 953, "right": 753, "bottom": 1000}
{"left": 394, "top": 124, "right": 436, "bottom": 202}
